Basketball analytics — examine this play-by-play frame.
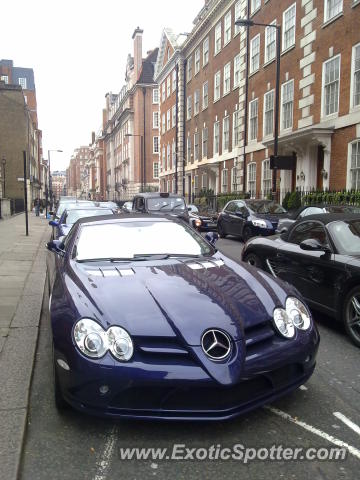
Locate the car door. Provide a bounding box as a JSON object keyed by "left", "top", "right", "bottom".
{"left": 220, "top": 202, "right": 236, "bottom": 234}
{"left": 272, "top": 220, "right": 339, "bottom": 313}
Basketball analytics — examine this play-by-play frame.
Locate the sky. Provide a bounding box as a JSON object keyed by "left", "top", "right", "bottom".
{"left": 1, "top": 0, "right": 204, "bottom": 172}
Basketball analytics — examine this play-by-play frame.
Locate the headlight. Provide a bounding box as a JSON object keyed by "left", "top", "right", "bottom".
{"left": 194, "top": 218, "right": 202, "bottom": 227}
{"left": 252, "top": 219, "right": 267, "bottom": 228}
{"left": 286, "top": 297, "right": 311, "bottom": 330}
{"left": 273, "top": 308, "right": 295, "bottom": 338}
{"left": 73, "top": 319, "right": 133, "bottom": 361}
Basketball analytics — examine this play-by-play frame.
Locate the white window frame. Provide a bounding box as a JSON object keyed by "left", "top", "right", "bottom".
{"left": 167, "top": 109, "right": 171, "bottom": 130}
{"left": 202, "top": 81, "right": 209, "bottom": 110}
{"left": 321, "top": 55, "right": 341, "bottom": 119}
{"left": 166, "top": 144, "right": 171, "bottom": 170}
{"left": 233, "top": 54, "right": 241, "bottom": 88}
{"left": 249, "top": 98, "right": 258, "bottom": 141}
{"left": 203, "top": 37, "right": 209, "bottom": 66}
{"left": 194, "top": 89, "right": 200, "bottom": 115}
{"left": 350, "top": 42, "right": 360, "bottom": 110}
{"left": 172, "top": 105, "right": 176, "bottom": 128}
{"left": 187, "top": 136, "right": 192, "bottom": 163}
{"left": 223, "top": 116, "right": 230, "bottom": 152}
{"left": 1, "top": 75, "right": 9, "bottom": 84}
{"left": 221, "top": 169, "right": 228, "bottom": 193}
{"left": 153, "top": 111, "right": 159, "bottom": 129}
{"left": 282, "top": 3, "right": 296, "bottom": 52}
{"left": 153, "top": 88, "right": 159, "bottom": 104}
{"left": 172, "top": 140, "right": 176, "bottom": 169}
{"left": 166, "top": 77, "right": 171, "bottom": 97}
{"left": 187, "top": 56, "right": 192, "bottom": 82}
{"left": 172, "top": 70, "right": 176, "bottom": 93}
{"left": 214, "top": 22, "right": 222, "bottom": 55}
{"left": 187, "top": 95, "right": 192, "bottom": 120}
{"left": 153, "top": 162, "right": 159, "bottom": 179}
{"left": 213, "top": 121, "right": 220, "bottom": 155}
{"left": 247, "top": 162, "right": 257, "bottom": 198}
{"left": 201, "top": 173, "right": 207, "bottom": 189}
{"left": 262, "top": 159, "right": 272, "bottom": 198}
{"left": 194, "top": 132, "right": 200, "bottom": 161}
{"left": 324, "top": 0, "right": 343, "bottom": 23}
{"left": 231, "top": 166, "right": 238, "bottom": 192}
{"left": 18, "top": 77, "right": 27, "bottom": 89}
{"left": 162, "top": 82, "right": 166, "bottom": 102}
{"left": 234, "top": 1, "right": 241, "bottom": 36}
{"left": 153, "top": 136, "right": 159, "bottom": 154}
{"left": 162, "top": 113, "right": 166, "bottom": 134}
{"left": 233, "top": 111, "right": 241, "bottom": 148}
{"left": 202, "top": 127, "right": 208, "bottom": 158}
{"left": 214, "top": 71, "right": 221, "bottom": 102}
{"left": 251, "top": 0, "right": 261, "bottom": 15}
{"left": 194, "top": 47, "right": 200, "bottom": 75}
{"left": 223, "top": 62, "right": 231, "bottom": 95}
{"left": 263, "top": 89, "right": 274, "bottom": 138}
{"left": 264, "top": 21, "right": 276, "bottom": 64}
{"left": 224, "top": 10, "right": 232, "bottom": 45}
{"left": 281, "top": 79, "right": 294, "bottom": 131}
{"left": 347, "top": 140, "right": 360, "bottom": 190}
{"left": 250, "top": 34, "right": 260, "bottom": 74}
{"left": 162, "top": 146, "right": 166, "bottom": 171}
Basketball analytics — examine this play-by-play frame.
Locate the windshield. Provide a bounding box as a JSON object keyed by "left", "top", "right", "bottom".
{"left": 246, "top": 201, "right": 287, "bottom": 214}
{"left": 146, "top": 197, "right": 186, "bottom": 211}
{"left": 64, "top": 209, "right": 113, "bottom": 225}
{"left": 328, "top": 220, "right": 360, "bottom": 254}
{"left": 76, "top": 220, "right": 212, "bottom": 261}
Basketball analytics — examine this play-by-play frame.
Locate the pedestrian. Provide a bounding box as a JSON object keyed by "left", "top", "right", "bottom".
{"left": 34, "top": 198, "right": 40, "bottom": 216}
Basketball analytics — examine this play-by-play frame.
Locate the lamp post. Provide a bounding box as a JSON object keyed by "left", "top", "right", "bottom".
{"left": 47, "top": 149, "right": 62, "bottom": 217}
{"left": 235, "top": 18, "right": 281, "bottom": 198}
{"left": 125, "top": 133, "right": 145, "bottom": 192}
{"left": 1, "top": 157, "right": 6, "bottom": 198}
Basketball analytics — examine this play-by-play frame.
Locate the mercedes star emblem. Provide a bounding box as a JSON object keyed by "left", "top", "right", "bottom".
{"left": 201, "top": 329, "right": 232, "bottom": 360}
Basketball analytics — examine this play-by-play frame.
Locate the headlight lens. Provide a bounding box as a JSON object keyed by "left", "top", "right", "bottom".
{"left": 252, "top": 219, "right": 267, "bottom": 228}
{"left": 73, "top": 319, "right": 133, "bottom": 361}
{"left": 286, "top": 297, "right": 311, "bottom": 330}
{"left": 194, "top": 218, "right": 202, "bottom": 227}
{"left": 273, "top": 308, "right": 295, "bottom": 338}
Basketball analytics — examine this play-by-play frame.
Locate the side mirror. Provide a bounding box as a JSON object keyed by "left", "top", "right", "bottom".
{"left": 48, "top": 211, "right": 54, "bottom": 216}
{"left": 205, "top": 231, "right": 219, "bottom": 246}
{"left": 49, "top": 220, "right": 59, "bottom": 227}
{"left": 188, "top": 207, "right": 192, "bottom": 211}
{"left": 300, "top": 238, "right": 330, "bottom": 252}
{"left": 46, "top": 240, "right": 65, "bottom": 255}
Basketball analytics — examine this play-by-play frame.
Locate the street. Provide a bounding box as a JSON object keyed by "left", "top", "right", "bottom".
{"left": 20, "top": 236, "right": 360, "bottom": 480}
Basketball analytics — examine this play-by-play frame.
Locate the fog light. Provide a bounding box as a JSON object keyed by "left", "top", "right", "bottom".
{"left": 57, "top": 359, "right": 70, "bottom": 370}
{"left": 99, "top": 385, "right": 109, "bottom": 395}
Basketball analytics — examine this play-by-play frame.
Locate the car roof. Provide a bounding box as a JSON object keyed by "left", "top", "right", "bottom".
{"left": 76, "top": 213, "right": 178, "bottom": 227}
{"left": 133, "top": 192, "right": 184, "bottom": 198}
{"left": 292, "top": 212, "right": 360, "bottom": 226}
{"left": 64, "top": 205, "right": 111, "bottom": 211}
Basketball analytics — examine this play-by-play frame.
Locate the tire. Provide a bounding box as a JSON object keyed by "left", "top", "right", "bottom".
{"left": 244, "top": 253, "right": 263, "bottom": 269}
{"left": 217, "top": 222, "right": 227, "bottom": 238}
{"left": 242, "top": 226, "right": 253, "bottom": 242}
{"left": 343, "top": 286, "right": 360, "bottom": 348}
{"left": 53, "top": 344, "right": 68, "bottom": 411}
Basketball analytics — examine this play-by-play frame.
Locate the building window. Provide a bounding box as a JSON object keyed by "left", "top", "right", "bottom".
{"left": 202, "top": 127, "right": 208, "bottom": 158}
{"left": 201, "top": 173, "right": 207, "bottom": 189}
{"left": 214, "top": 121, "right": 220, "bottom": 155}
{"left": 162, "top": 146, "right": 166, "bottom": 171}
{"left": 223, "top": 117, "right": 230, "bottom": 151}
{"left": 215, "top": 22, "right": 222, "bottom": 55}
{"left": 324, "top": 0, "right": 343, "bottom": 22}
{"left": 223, "top": 62, "right": 231, "bottom": 95}
{"left": 350, "top": 141, "right": 360, "bottom": 189}
{"left": 162, "top": 82, "right": 166, "bottom": 102}
{"left": 231, "top": 166, "right": 238, "bottom": 192}
{"left": 281, "top": 80, "right": 294, "bottom": 130}
{"left": 203, "top": 37, "right": 209, "bottom": 65}
{"left": 187, "top": 57, "right": 192, "bottom": 82}
{"left": 1, "top": 75, "right": 8, "bottom": 84}
{"left": 172, "top": 177, "right": 176, "bottom": 193}
{"left": 234, "top": 1, "right": 241, "bottom": 35}
{"left": 224, "top": 11, "right": 232, "bottom": 45}
{"left": 264, "top": 90, "right": 274, "bottom": 137}
{"left": 195, "top": 48, "right": 200, "bottom": 75}
{"left": 172, "top": 70, "right": 176, "bottom": 92}
{"left": 323, "top": 55, "right": 340, "bottom": 116}
{"left": 351, "top": 44, "right": 360, "bottom": 108}
{"left": 194, "top": 133, "right": 200, "bottom": 161}
{"left": 187, "top": 95, "right": 192, "bottom": 120}
{"left": 234, "top": 54, "right": 241, "bottom": 88}
{"left": 282, "top": 3, "right": 296, "bottom": 52}
{"left": 251, "top": 0, "right": 261, "bottom": 14}
{"left": 187, "top": 136, "right": 192, "bottom": 163}
{"left": 249, "top": 99, "right": 258, "bottom": 141}
{"left": 167, "top": 144, "right": 171, "bottom": 170}
{"left": 153, "top": 112, "right": 159, "bottom": 129}
{"left": 153, "top": 136, "right": 159, "bottom": 154}
{"left": 167, "top": 77, "right": 171, "bottom": 97}
{"left": 172, "top": 140, "right": 176, "bottom": 168}
{"left": 153, "top": 162, "right": 159, "bottom": 179}
{"left": 265, "top": 21, "right": 276, "bottom": 63}
{"left": 233, "top": 111, "right": 241, "bottom": 148}
{"left": 248, "top": 163, "right": 256, "bottom": 198}
{"left": 162, "top": 113, "right": 166, "bottom": 134}
{"left": 202, "top": 81, "right": 209, "bottom": 109}
{"left": 214, "top": 71, "right": 221, "bottom": 101}
{"left": 167, "top": 110, "right": 171, "bottom": 130}
{"left": 194, "top": 89, "right": 200, "bottom": 115}
{"left": 172, "top": 105, "right": 176, "bottom": 127}
{"left": 250, "top": 34, "right": 260, "bottom": 73}
{"left": 221, "top": 169, "right": 228, "bottom": 193}
{"left": 18, "top": 77, "right": 27, "bottom": 89}
{"left": 262, "top": 159, "right": 272, "bottom": 197}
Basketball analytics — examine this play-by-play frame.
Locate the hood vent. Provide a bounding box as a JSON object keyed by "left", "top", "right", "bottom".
{"left": 85, "top": 268, "right": 135, "bottom": 277}
{"left": 186, "top": 259, "right": 224, "bottom": 270}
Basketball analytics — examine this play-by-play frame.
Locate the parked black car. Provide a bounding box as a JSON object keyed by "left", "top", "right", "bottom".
{"left": 188, "top": 204, "right": 218, "bottom": 231}
{"left": 277, "top": 204, "right": 360, "bottom": 233}
{"left": 132, "top": 192, "right": 189, "bottom": 222}
{"left": 242, "top": 213, "right": 360, "bottom": 347}
{"left": 217, "top": 199, "right": 287, "bottom": 241}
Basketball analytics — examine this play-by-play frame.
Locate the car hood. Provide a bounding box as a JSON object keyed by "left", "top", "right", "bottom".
{"left": 60, "top": 224, "right": 72, "bottom": 236}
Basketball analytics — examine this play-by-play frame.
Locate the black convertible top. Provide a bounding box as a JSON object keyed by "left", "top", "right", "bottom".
{"left": 292, "top": 212, "right": 360, "bottom": 226}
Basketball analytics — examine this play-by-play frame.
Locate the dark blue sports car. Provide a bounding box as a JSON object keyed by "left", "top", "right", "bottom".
{"left": 46, "top": 215, "right": 319, "bottom": 420}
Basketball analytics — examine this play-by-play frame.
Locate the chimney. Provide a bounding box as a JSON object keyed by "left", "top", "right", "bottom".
{"left": 91, "top": 131, "right": 95, "bottom": 144}
{"left": 132, "top": 26, "right": 143, "bottom": 81}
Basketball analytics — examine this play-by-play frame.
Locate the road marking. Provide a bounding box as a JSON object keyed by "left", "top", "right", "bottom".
{"left": 93, "top": 426, "right": 118, "bottom": 480}
{"left": 333, "top": 412, "right": 360, "bottom": 437}
{"left": 265, "top": 406, "right": 360, "bottom": 460}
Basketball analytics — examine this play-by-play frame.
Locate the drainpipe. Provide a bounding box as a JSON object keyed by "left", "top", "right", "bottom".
{"left": 183, "top": 59, "right": 187, "bottom": 197}
{"left": 175, "top": 63, "right": 179, "bottom": 194}
{"left": 243, "top": 0, "right": 250, "bottom": 194}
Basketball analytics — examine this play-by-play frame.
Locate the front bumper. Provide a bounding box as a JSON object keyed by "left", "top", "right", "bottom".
{"left": 54, "top": 331, "right": 319, "bottom": 421}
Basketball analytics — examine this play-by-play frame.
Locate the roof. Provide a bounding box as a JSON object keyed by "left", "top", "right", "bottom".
{"left": 137, "top": 48, "right": 159, "bottom": 84}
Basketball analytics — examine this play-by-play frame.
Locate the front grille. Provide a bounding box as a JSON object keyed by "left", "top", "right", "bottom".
{"left": 244, "top": 321, "right": 275, "bottom": 359}
{"left": 135, "top": 336, "right": 190, "bottom": 359}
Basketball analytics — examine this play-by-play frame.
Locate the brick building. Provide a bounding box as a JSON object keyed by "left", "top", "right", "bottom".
{"left": 102, "top": 28, "right": 160, "bottom": 200}
{"left": 51, "top": 171, "right": 66, "bottom": 201}
{"left": 65, "top": 146, "right": 90, "bottom": 198}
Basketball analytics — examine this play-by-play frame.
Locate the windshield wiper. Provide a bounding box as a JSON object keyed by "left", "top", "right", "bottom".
{"left": 171, "top": 204, "right": 186, "bottom": 211}
{"left": 76, "top": 254, "right": 171, "bottom": 263}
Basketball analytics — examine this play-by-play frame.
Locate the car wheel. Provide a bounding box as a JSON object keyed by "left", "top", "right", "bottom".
{"left": 244, "top": 253, "right": 263, "bottom": 268}
{"left": 242, "top": 226, "right": 253, "bottom": 242}
{"left": 343, "top": 287, "right": 360, "bottom": 347}
{"left": 53, "top": 344, "right": 68, "bottom": 411}
{"left": 217, "top": 222, "right": 227, "bottom": 238}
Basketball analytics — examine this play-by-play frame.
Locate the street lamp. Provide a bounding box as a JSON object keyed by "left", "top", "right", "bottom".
{"left": 125, "top": 133, "right": 145, "bottom": 192}
{"left": 1, "top": 157, "right": 6, "bottom": 198}
{"left": 47, "top": 149, "right": 63, "bottom": 217}
{"left": 235, "top": 18, "right": 281, "bottom": 197}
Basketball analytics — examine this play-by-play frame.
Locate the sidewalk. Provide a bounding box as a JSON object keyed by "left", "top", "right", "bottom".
{"left": 0, "top": 213, "right": 50, "bottom": 480}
